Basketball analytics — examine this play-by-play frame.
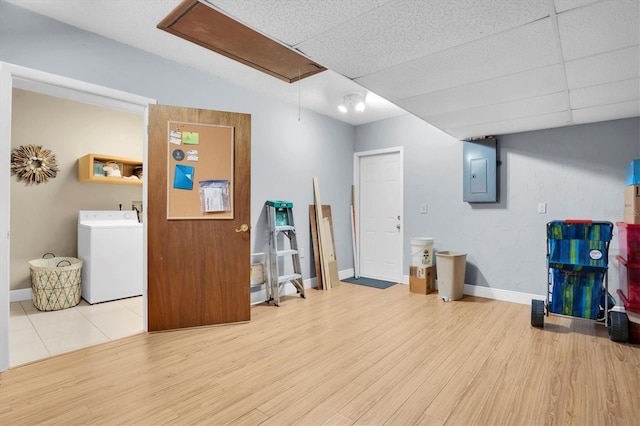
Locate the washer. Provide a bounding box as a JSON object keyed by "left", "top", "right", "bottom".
{"left": 77, "top": 210, "right": 143, "bottom": 304}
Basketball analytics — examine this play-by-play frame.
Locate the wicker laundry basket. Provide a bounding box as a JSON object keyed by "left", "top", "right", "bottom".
{"left": 29, "top": 254, "right": 82, "bottom": 311}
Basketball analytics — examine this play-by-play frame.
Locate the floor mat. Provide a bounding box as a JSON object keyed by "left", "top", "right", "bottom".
{"left": 342, "top": 276, "right": 397, "bottom": 289}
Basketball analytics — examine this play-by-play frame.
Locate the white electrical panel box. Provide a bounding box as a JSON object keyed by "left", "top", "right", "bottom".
{"left": 463, "top": 138, "right": 498, "bottom": 203}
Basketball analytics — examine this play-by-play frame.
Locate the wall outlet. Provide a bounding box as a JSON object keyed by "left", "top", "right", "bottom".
{"left": 420, "top": 203, "right": 428, "bottom": 214}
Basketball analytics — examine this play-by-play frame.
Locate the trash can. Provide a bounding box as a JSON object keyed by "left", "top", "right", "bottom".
{"left": 410, "top": 237, "right": 434, "bottom": 266}
{"left": 435, "top": 251, "right": 466, "bottom": 301}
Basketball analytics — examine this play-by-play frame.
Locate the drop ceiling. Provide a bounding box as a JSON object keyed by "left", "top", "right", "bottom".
{"left": 5, "top": 0, "right": 639, "bottom": 139}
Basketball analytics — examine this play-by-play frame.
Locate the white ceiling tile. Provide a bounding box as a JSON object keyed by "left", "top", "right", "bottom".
{"left": 447, "top": 111, "right": 573, "bottom": 139}
{"left": 565, "top": 46, "right": 640, "bottom": 89}
{"left": 396, "top": 64, "right": 567, "bottom": 116}
{"left": 356, "top": 19, "right": 560, "bottom": 101}
{"left": 554, "top": 0, "right": 599, "bottom": 13}
{"left": 570, "top": 78, "right": 640, "bottom": 109}
{"left": 205, "top": 0, "right": 391, "bottom": 46}
{"left": 296, "top": 0, "right": 551, "bottom": 78}
{"left": 4, "top": 0, "right": 638, "bottom": 135}
{"left": 572, "top": 100, "right": 640, "bottom": 124}
{"left": 422, "top": 92, "right": 568, "bottom": 130}
{"left": 558, "top": 0, "right": 640, "bottom": 60}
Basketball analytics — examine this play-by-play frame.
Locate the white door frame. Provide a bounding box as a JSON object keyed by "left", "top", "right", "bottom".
{"left": 0, "top": 62, "right": 156, "bottom": 372}
{"left": 353, "top": 146, "right": 404, "bottom": 282}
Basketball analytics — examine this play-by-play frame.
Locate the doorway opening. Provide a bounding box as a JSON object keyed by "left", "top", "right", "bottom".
{"left": 0, "top": 62, "right": 155, "bottom": 371}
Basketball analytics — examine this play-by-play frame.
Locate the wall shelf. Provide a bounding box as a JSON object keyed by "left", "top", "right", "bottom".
{"left": 78, "top": 153, "right": 143, "bottom": 186}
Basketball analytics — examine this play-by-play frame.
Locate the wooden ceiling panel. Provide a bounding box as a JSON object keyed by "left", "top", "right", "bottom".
{"left": 157, "top": 0, "right": 326, "bottom": 83}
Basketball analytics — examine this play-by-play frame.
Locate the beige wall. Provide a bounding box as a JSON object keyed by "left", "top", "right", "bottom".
{"left": 10, "top": 89, "right": 143, "bottom": 291}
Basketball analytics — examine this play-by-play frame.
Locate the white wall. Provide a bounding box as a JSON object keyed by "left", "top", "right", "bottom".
{"left": 10, "top": 89, "right": 143, "bottom": 291}
{"left": 356, "top": 114, "right": 640, "bottom": 296}
{"left": 0, "top": 1, "right": 356, "bottom": 287}
{"left": 3, "top": 1, "right": 638, "bottom": 300}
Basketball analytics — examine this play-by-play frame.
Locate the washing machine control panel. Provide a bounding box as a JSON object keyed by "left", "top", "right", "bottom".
{"left": 78, "top": 210, "right": 140, "bottom": 224}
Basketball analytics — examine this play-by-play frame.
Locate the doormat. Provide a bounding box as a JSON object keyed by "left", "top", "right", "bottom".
{"left": 342, "top": 276, "right": 397, "bottom": 289}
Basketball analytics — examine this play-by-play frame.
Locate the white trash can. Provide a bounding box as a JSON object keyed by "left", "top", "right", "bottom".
{"left": 435, "top": 251, "right": 466, "bottom": 301}
{"left": 410, "top": 237, "right": 434, "bottom": 267}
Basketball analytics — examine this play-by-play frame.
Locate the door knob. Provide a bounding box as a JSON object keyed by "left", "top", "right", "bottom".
{"left": 235, "top": 224, "right": 249, "bottom": 233}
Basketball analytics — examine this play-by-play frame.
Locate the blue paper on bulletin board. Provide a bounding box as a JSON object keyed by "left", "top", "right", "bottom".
{"left": 173, "top": 164, "right": 194, "bottom": 190}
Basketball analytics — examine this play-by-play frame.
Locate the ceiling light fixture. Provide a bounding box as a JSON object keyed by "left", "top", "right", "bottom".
{"left": 338, "top": 91, "right": 366, "bottom": 113}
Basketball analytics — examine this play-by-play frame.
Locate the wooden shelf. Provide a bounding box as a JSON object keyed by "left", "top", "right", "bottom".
{"left": 78, "top": 153, "right": 143, "bottom": 186}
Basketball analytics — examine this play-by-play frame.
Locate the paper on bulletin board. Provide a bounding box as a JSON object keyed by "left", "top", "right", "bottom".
{"left": 182, "top": 132, "right": 199, "bottom": 145}
{"left": 173, "top": 164, "right": 194, "bottom": 190}
{"left": 166, "top": 121, "right": 234, "bottom": 220}
{"left": 169, "top": 130, "right": 182, "bottom": 145}
{"left": 187, "top": 150, "right": 199, "bottom": 161}
{"left": 199, "top": 180, "right": 230, "bottom": 212}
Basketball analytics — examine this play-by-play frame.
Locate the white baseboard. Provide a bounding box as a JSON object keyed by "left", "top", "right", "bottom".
{"left": 339, "top": 268, "right": 354, "bottom": 280}
{"left": 10, "top": 288, "right": 32, "bottom": 302}
{"left": 401, "top": 274, "right": 542, "bottom": 305}
{"left": 463, "top": 284, "right": 544, "bottom": 305}
{"left": 11, "top": 269, "right": 353, "bottom": 307}
{"left": 250, "top": 268, "right": 359, "bottom": 305}
{"left": 11, "top": 272, "right": 543, "bottom": 307}
{"left": 250, "top": 275, "right": 320, "bottom": 305}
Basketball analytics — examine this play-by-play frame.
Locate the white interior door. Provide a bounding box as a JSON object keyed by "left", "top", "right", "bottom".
{"left": 356, "top": 148, "right": 403, "bottom": 282}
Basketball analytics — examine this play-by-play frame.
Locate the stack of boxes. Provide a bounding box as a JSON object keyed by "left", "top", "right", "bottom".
{"left": 409, "top": 238, "right": 436, "bottom": 294}
{"left": 617, "top": 159, "right": 640, "bottom": 343}
{"left": 624, "top": 159, "right": 640, "bottom": 223}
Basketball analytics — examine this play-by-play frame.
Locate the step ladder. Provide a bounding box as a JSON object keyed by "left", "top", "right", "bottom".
{"left": 266, "top": 200, "right": 305, "bottom": 306}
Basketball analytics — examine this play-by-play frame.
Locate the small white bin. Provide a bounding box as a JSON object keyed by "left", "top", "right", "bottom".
{"left": 411, "top": 237, "right": 434, "bottom": 267}
{"left": 435, "top": 251, "right": 466, "bottom": 301}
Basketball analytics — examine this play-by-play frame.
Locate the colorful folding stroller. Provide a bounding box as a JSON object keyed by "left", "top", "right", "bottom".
{"left": 531, "top": 220, "right": 629, "bottom": 342}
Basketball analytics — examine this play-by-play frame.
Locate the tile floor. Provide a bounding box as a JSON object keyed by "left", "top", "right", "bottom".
{"left": 10, "top": 296, "right": 143, "bottom": 367}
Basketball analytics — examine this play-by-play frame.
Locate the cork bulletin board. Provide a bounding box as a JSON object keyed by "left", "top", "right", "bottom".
{"left": 167, "top": 121, "right": 234, "bottom": 219}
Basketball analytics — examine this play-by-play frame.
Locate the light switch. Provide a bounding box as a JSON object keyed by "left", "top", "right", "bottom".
{"left": 420, "top": 203, "right": 427, "bottom": 214}
{"left": 538, "top": 202, "right": 547, "bottom": 214}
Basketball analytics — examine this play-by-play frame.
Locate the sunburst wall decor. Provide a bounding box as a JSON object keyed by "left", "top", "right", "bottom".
{"left": 11, "top": 145, "right": 59, "bottom": 184}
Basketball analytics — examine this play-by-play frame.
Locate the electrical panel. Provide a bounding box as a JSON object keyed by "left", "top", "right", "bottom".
{"left": 463, "top": 138, "right": 498, "bottom": 203}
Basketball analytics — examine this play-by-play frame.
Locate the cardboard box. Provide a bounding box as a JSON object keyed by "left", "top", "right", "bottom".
{"left": 250, "top": 263, "right": 265, "bottom": 285}
{"left": 624, "top": 185, "right": 640, "bottom": 224}
{"left": 409, "top": 265, "right": 436, "bottom": 294}
{"left": 627, "top": 159, "right": 640, "bottom": 186}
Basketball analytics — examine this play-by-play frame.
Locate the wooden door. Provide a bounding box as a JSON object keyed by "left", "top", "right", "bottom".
{"left": 359, "top": 151, "right": 403, "bottom": 282}
{"left": 147, "top": 104, "right": 251, "bottom": 331}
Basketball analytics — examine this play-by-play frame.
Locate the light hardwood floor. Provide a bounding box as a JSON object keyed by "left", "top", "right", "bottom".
{"left": 1, "top": 283, "right": 638, "bottom": 425}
